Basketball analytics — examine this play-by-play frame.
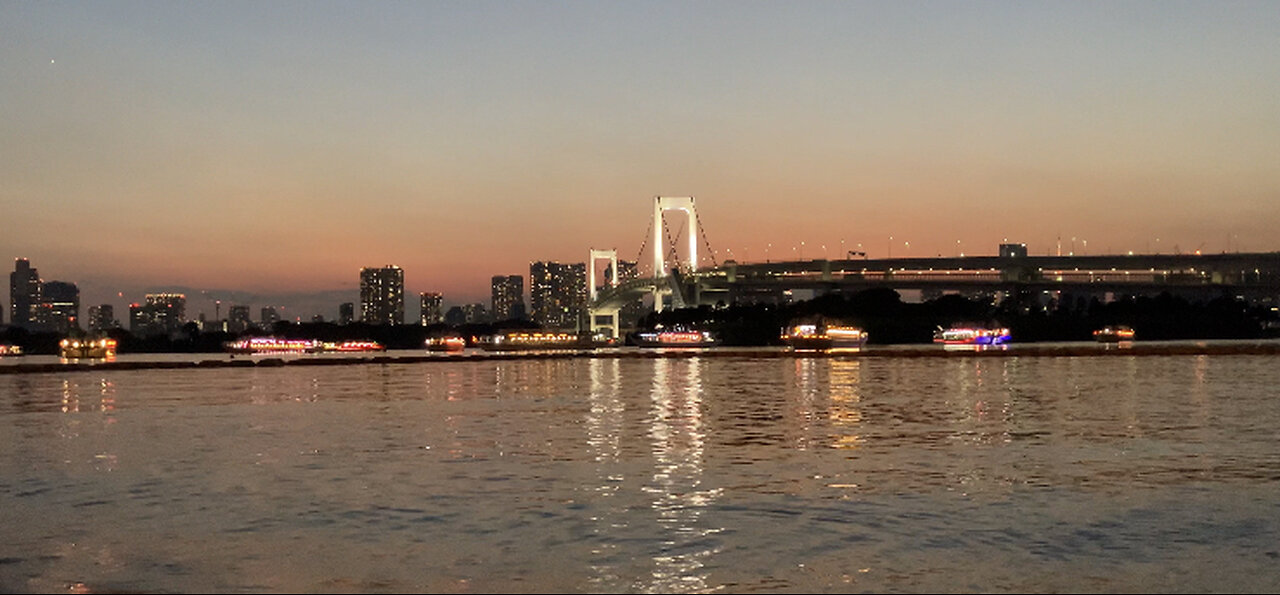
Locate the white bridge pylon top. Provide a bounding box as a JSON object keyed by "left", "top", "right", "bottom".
{"left": 588, "top": 248, "right": 618, "bottom": 303}
{"left": 653, "top": 196, "right": 698, "bottom": 277}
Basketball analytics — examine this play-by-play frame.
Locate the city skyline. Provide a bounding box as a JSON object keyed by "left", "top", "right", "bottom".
{"left": 5, "top": 2, "right": 1279, "bottom": 320}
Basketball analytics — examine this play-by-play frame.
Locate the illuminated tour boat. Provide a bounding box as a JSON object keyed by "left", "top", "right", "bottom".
{"left": 59, "top": 337, "right": 117, "bottom": 359}
{"left": 225, "top": 338, "right": 322, "bottom": 354}
{"left": 782, "top": 322, "right": 869, "bottom": 350}
{"left": 632, "top": 328, "right": 718, "bottom": 348}
{"left": 1093, "top": 325, "right": 1136, "bottom": 343}
{"left": 478, "top": 331, "right": 593, "bottom": 352}
{"left": 425, "top": 335, "right": 466, "bottom": 352}
{"left": 224, "top": 337, "right": 385, "bottom": 354}
{"left": 0, "top": 344, "right": 23, "bottom": 357}
{"left": 324, "top": 340, "right": 386, "bottom": 353}
{"left": 933, "top": 325, "right": 1012, "bottom": 346}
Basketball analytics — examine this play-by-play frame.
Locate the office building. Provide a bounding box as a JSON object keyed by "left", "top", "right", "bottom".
{"left": 88, "top": 304, "right": 118, "bottom": 333}
{"left": 360, "top": 265, "right": 404, "bottom": 325}
{"left": 260, "top": 306, "right": 279, "bottom": 328}
{"left": 529, "top": 261, "right": 587, "bottom": 330}
{"left": 9, "top": 258, "right": 41, "bottom": 330}
{"left": 338, "top": 302, "right": 354, "bottom": 325}
{"left": 491, "top": 275, "right": 525, "bottom": 322}
{"left": 129, "top": 293, "right": 186, "bottom": 337}
{"left": 40, "top": 281, "right": 79, "bottom": 334}
{"left": 227, "top": 305, "right": 252, "bottom": 334}
{"left": 419, "top": 292, "right": 443, "bottom": 325}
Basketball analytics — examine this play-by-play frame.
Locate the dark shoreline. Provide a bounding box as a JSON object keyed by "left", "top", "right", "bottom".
{"left": 3, "top": 341, "right": 1280, "bottom": 375}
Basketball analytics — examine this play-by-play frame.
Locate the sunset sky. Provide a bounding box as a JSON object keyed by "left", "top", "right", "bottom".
{"left": 4, "top": 1, "right": 1278, "bottom": 321}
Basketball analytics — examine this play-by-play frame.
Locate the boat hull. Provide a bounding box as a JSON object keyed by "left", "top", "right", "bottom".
{"left": 783, "top": 336, "right": 868, "bottom": 350}
{"left": 633, "top": 339, "right": 718, "bottom": 348}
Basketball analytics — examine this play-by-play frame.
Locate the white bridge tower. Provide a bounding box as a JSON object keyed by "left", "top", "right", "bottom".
{"left": 652, "top": 196, "right": 698, "bottom": 311}
{"left": 588, "top": 248, "right": 620, "bottom": 339}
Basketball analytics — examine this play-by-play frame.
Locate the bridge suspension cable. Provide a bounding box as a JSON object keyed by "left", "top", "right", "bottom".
{"left": 664, "top": 218, "right": 683, "bottom": 271}
{"left": 634, "top": 216, "right": 653, "bottom": 275}
{"left": 697, "top": 216, "right": 718, "bottom": 268}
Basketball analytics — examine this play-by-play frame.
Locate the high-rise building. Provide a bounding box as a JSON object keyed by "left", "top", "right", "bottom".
{"left": 227, "top": 305, "right": 252, "bottom": 334}
{"left": 260, "top": 306, "right": 279, "bottom": 328}
{"left": 529, "top": 261, "right": 587, "bottom": 330}
{"left": 360, "top": 266, "right": 404, "bottom": 325}
{"left": 88, "top": 304, "right": 118, "bottom": 333}
{"left": 419, "top": 292, "right": 443, "bottom": 325}
{"left": 338, "top": 302, "right": 354, "bottom": 325}
{"left": 40, "top": 281, "right": 79, "bottom": 334}
{"left": 9, "top": 258, "right": 41, "bottom": 330}
{"left": 491, "top": 275, "right": 525, "bottom": 322}
{"left": 129, "top": 293, "right": 186, "bottom": 337}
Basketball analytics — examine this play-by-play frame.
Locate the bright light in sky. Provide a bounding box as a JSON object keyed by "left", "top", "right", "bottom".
{"left": 2, "top": 1, "right": 1279, "bottom": 319}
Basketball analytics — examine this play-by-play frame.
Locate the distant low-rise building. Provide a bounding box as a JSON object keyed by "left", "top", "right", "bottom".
{"left": 444, "top": 303, "right": 489, "bottom": 326}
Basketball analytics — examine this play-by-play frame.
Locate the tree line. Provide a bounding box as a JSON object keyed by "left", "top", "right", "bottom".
{"left": 2, "top": 288, "right": 1276, "bottom": 354}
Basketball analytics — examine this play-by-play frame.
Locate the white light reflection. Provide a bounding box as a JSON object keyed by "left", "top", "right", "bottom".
{"left": 827, "top": 359, "right": 864, "bottom": 450}
{"left": 793, "top": 357, "right": 822, "bottom": 450}
{"left": 585, "top": 357, "right": 626, "bottom": 589}
{"left": 57, "top": 377, "right": 120, "bottom": 472}
{"left": 643, "top": 356, "right": 722, "bottom": 593}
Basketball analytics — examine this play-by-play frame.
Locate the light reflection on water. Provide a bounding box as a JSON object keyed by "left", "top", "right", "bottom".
{"left": 1, "top": 354, "right": 1279, "bottom": 593}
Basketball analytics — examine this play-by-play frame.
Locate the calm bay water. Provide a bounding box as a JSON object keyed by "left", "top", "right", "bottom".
{"left": 2, "top": 351, "right": 1279, "bottom": 593}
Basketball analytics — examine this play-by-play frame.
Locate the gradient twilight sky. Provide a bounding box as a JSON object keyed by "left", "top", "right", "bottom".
{"left": 4, "top": 1, "right": 1279, "bottom": 320}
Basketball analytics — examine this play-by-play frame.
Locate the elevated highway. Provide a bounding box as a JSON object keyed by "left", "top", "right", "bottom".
{"left": 692, "top": 251, "right": 1280, "bottom": 303}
